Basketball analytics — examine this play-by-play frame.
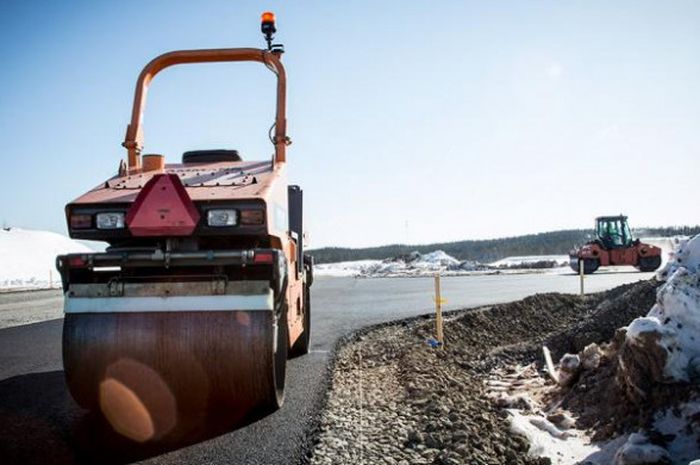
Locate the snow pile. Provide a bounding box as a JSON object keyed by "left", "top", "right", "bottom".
{"left": 613, "top": 403, "right": 700, "bottom": 465}
{"left": 624, "top": 234, "right": 700, "bottom": 384}
{"left": 418, "top": 250, "right": 461, "bottom": 267}
{"left": 651, "top": 401, "right": 700, "bottom": 463}
{"left": 602, "top": 235, "right": 700, "bottom": 463}
{"left": 0, "top": 228, "right": 93, "bottom": 290}
{"left": 313, "top": 259, "right": 381, "bottom": 277}
{"left": 508, "top": 408, "right": 626, "bottom": 464}
{"left": 358, "top": 250, "right": 487, "bottom": 277}
{"left": 313, "top": 250, "right": 487, "bottom": 278}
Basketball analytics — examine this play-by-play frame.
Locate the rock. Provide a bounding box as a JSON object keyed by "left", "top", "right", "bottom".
{"left": 613, "top": 433, "right": 671, "bottom": 465}
{"left": 406, "top": 429, "right": 424, "bottom": 445}
{"left": 494, "top": 393, "right": 535, "bottom": 411}
{"left": 558, "top": 353, "right": 581, "bottom": 386}
{"left": 581, "top": 343, "right": 603, "bottom": 370}
{"left": 424, "top": 433, "right": 443, "bottom": 448}
{"left": 546, "top": 411, "right": 575, "bottom": 430}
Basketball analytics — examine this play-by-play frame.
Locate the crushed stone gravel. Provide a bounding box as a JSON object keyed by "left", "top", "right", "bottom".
{"left": 310, "top": 280, "right": 660, "bottom": 465}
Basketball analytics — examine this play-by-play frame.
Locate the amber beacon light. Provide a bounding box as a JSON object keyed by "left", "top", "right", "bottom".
{"left": 261, "top": 11, "right": 280, "bottom": 52}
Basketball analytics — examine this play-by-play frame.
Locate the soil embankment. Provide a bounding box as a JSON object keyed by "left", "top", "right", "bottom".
{"left": 310, "top": 280, "right": 660, "bottom": 465}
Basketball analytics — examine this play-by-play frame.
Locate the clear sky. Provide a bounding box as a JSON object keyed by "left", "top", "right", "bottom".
{"left": 1, "top": 1, "right": 698, "bottom": 248}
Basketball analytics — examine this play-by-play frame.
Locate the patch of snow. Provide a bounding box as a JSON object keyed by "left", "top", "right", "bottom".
{"left": 419, "top": 250, "right": 461, "bottom": 266}
{"left": 508, "top": 409, "right": 626, "bottom": 464}
{"left": 626, "top": 234, "right": 700, "bottom": 382}
{"left": 360, "top": 250, "right": 487, "bottom": 277}
{"left": 314, "top": 251, "right": 485, "bottom": 278}
{"left": 0, "top": 228, "right": 92, "bottom": 290}
{"left": 657, "top": 235, "right": 700, "bottom": 277}
{"left": 313, "top": 260, "right": 381, "bottom": 277}
{"left": 613, "top": 433, "right": 671, "bottom": 465}
{"left": 652, "top": 401, "right": 700, "bottom": 464}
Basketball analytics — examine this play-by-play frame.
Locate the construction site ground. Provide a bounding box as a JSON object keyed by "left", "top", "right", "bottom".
{"left": 310, "top": 280, "right": 666, "bottom": 465}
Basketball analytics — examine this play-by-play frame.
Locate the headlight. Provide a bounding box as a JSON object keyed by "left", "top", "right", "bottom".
{"left": 207, "top": 209, "right": 238, "bottom": 227}
{"left": 96, "top": 212, "right": 125, "bottom": 229}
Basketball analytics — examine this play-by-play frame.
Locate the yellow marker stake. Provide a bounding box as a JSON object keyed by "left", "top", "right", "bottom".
{"left": 434, "top": 273, "right": 444, "bottom": 346}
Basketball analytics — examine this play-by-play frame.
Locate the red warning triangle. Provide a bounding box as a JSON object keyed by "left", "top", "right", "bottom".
{"left": 126, "top": 174, "right": 200, "bottom": 237}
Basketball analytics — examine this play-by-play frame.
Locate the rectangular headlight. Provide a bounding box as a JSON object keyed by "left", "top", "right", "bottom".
{"left": 207, "top": 209, "right": 238, "bottom": 227}
{"left": 96, "top": 212, "right": 125, "bottom": 229}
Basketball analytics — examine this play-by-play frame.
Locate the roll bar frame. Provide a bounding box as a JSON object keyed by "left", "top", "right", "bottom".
{"left": 122, "top": 48, "right": 288, "bottom": 172}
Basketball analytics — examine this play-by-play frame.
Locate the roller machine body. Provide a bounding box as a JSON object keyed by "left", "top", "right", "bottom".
{"left": 56, "top": 14, "right": 312, "bottom": 442}
{"left": 569, "top": 215, "right": 662, "bottom": 274}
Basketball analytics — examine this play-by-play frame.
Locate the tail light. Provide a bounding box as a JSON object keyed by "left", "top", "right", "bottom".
{"left": 240, "top": 210, "right": 265, "bottom": 226}
{"left": 253, "top": 251, "right": 274, "bottom": 264}
{"left": 67, "top": 256, "right": 88, "bottom": 267}
{"left": 70, "top": 214, "right": 92, "bottom": 229}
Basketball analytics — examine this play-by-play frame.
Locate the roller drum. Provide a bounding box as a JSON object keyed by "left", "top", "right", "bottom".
{"left": 63, "top": 309, "right": 286, "bottom": 441}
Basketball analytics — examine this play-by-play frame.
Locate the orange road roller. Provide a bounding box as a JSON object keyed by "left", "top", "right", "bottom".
{"left": 56, "top": 13, "right": 313, "bottom": 442}
{"left": 569, "top": 215, "right": 662, "bottom": 274}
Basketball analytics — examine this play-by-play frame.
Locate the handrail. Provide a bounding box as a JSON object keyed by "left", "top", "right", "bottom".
{"left": 122, "top": 48, "right": 287, "bottom": 172}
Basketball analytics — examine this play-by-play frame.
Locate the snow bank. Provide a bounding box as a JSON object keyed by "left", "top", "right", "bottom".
{"left": 0, "top": 228, "right": 93, "bottom": 290}
{"left": 313, "top": 250, "right": 571, "bottom": 278}
{"left": 353, "top": 250, "right": 486, "bottom": 277}
{"left": 625, "top": 234, "right": 700, "bottom": 383}
{"left": 652, "top": 401, "right": 700, "bottom": 463}
{"left": 313, "top": 260, "right": 381, "bottom": 277}
{"left": 313, "top": 250, "right": 482, "bottom": 278}
{"left": 612, "top": 402, "right": 700, "bottom": 465}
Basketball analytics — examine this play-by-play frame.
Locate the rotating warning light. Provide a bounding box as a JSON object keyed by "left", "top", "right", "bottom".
{"left": 261, "top": 11, "right": 279, "bottom": 51}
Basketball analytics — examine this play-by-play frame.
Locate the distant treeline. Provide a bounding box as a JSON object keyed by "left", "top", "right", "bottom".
{"left": 308, "top": 226, "right": 700, "bottom": 264}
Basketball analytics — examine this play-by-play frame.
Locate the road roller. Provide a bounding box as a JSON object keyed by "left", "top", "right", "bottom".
{"left": 56, "top": 12, "right": 313, "bottom": 442}
{"left": 569, "top": 215, "right": 662, "bottom": 274}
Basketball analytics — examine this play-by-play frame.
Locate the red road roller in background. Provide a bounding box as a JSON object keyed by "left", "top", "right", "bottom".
{"left": 56, "top": 12, "right": 313, "bottom": 442}
{"left": 569, "top": 215, "right": 662, "bottom": 274}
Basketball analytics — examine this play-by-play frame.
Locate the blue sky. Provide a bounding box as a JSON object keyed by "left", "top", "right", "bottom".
{"left": 1, "top": 1, "right": 698, "bottom": 248}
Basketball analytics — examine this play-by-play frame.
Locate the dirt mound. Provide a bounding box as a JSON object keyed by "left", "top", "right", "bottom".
{"left": 545, "top": 280, "right": 659, "bottom": 357}
{"left": 311, "top": 280, "right": 659, "bottom": 465}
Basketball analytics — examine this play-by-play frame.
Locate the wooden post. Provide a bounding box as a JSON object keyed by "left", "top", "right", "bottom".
{"left": 579, "top": 258, "right": 585, "bottom": 296}
{"left": 49, "top": 269, "right": 53, "bottom": 289}
{"left": 434, "top": 273, "right": 444, "bottom": 346}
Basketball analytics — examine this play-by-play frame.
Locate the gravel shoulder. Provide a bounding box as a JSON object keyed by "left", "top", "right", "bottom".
{"left": 310, "top": 280, "right": 659, "bottom": 465}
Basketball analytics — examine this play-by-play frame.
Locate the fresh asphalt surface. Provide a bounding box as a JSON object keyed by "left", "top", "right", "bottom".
{"left": 0, "top": 271, "right": 654, "bottom": 465}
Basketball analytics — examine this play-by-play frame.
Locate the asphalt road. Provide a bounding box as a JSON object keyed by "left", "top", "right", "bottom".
{"left": 0, "top": 271, "right": 653, "bottom": 465}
